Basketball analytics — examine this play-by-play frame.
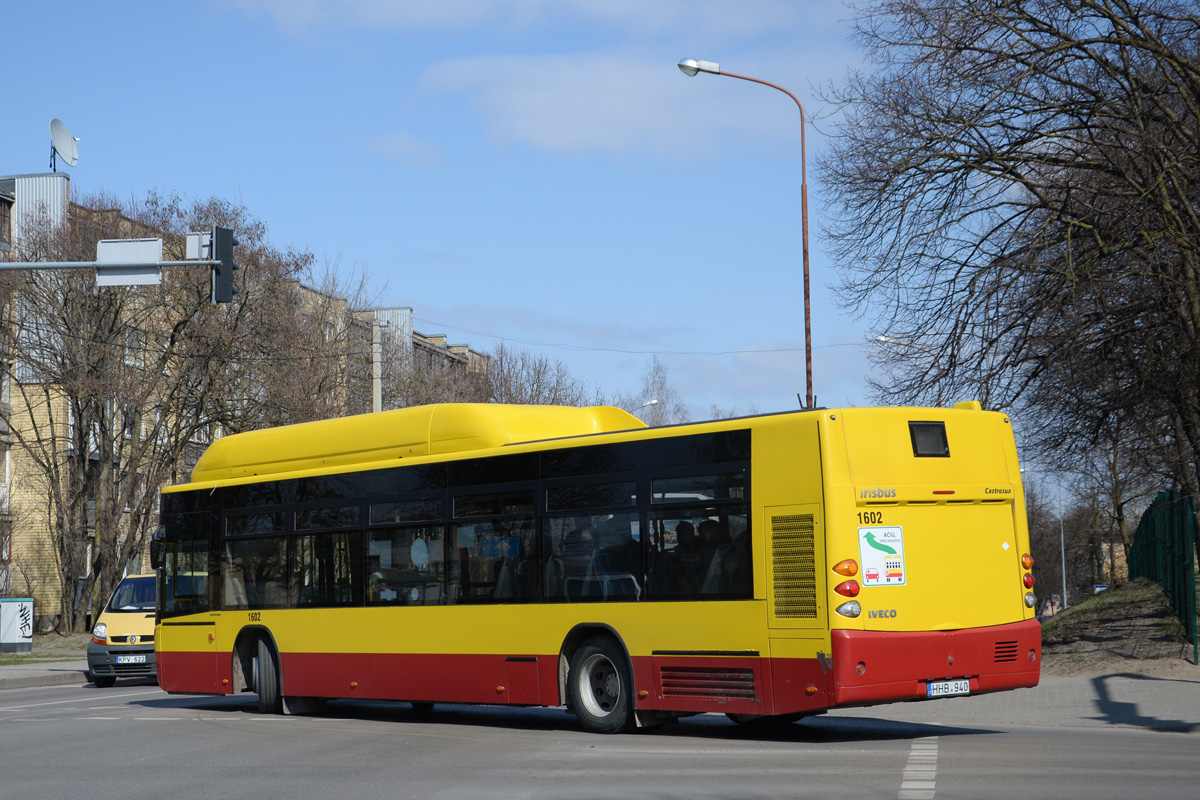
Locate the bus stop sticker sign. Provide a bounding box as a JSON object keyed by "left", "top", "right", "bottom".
{"left": 859, "top": 526, "right": 906, "bottom": 586}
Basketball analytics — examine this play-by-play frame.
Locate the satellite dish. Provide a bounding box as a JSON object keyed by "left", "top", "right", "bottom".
{"left": 49, "top": 118, "right": 79, "bottom": 170}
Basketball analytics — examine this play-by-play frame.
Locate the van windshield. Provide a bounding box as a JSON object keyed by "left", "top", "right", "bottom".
{"left": 106, "top": 576, "right": 156, "bottom": 612}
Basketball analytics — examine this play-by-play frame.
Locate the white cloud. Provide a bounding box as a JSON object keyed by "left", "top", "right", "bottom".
{"left": 368, "top": 131, "right": 442, "bottom": 169}
{"left": 421, "top": 52, "right": 800, "bottom": 158}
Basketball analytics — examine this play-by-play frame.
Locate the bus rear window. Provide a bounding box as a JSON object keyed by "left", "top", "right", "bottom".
{"left": 909, "top": 421, "right": 949, "bottom": 457}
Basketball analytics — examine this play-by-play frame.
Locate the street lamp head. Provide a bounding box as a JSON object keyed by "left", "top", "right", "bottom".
{"left": 678, "top": 58, "right": 720, "bottom": 77}
{"left": 876, "top": 335, "right": 899, "bottom": 344}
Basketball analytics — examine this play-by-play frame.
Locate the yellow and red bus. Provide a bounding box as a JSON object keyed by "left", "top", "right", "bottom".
{"left": 152, "top": 401, "right": 1040, "bottom": 733}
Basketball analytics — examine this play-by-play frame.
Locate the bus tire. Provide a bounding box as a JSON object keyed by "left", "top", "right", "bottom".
{"left": 256, "top": 638, "right": 283, "bottom": 715}
{"left": 568, "top": 636, "right": 634, "bottom": 734}
{"left": 91, "top": 673, "right": 116, "bottom": 688}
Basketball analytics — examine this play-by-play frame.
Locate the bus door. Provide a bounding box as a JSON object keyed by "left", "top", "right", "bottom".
{"left": 764, "top": 503, "right": 832, "bottom": 712}
{"left": 156, "top": 511, "right": 220, "bottom": 693}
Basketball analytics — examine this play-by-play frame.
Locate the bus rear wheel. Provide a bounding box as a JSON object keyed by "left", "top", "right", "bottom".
{"left": 256, "top": 638, "right": 283, "bottom": 715}
{"left": 568, "top": 636, "right": 634, "bottom": 734}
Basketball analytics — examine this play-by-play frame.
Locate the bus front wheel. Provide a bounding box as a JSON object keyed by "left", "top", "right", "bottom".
{"left": 568, "top": 636, "right": 634, "bottom": 734}
{"left": 256, "top": 638, "right": 283, "bottom": 715}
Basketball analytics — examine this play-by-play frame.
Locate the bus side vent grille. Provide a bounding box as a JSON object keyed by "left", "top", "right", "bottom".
{"left": 772, "top": 513, "right": 817, "bottom": 619}
{"left": 994, "top": 641, "right": 1019, "bottom": 663}
{"left": 660, "top": 667, "right": 757, "bottom": 700}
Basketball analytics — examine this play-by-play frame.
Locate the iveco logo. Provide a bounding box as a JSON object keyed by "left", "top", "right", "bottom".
{"left": 860, "top": 487, "right": 897, "bottom": 499}
{"left": 128, "top": 635, "right": 138, "bottom": 644}
{"left": 868, "top": 609, "right": 898, "bottom": 619}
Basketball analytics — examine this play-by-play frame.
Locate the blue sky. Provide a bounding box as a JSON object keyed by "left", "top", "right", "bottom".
{"left": 3, "top": 0, "right": 877, "bottom": 419}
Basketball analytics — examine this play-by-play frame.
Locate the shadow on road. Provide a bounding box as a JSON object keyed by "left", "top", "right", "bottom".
{"left": 135, "top": 693, "right": 997, "bottom": 742}
{"left": 1089, "top": 673, "right": 1199, "bottom": 732}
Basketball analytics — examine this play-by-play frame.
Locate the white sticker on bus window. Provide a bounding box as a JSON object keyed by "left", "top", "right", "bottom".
{"left": 859, "top": 526, "right": 906, "bottom": 586}
{"left": 411, "top": 538, "right": 429, "bottom": 569}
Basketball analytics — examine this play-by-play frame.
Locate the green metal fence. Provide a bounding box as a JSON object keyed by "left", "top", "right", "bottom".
{"left": 1129, "top": 490, "right": 1197, "bottom": 664}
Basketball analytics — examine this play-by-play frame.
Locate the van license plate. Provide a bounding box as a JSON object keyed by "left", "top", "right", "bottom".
{"left": 926, "top": 679, "right": 969, "bottom": 698}
{"left": 116, "top": 655, "right": 146, "bottom": 664}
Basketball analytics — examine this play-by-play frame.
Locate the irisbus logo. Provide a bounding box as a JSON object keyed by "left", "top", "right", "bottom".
{"left": 860, "top": 487, "right": 897, "bottom": 499}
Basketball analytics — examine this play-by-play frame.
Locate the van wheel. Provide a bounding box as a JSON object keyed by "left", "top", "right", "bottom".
{"left": 256, "top": 638, "right": 283, "bottom": 714}
{"left": 91, "top": 674, "right": 116, "bottom": 688}
{"left": 568, "top": 636, "right": 634, "bottom": 734}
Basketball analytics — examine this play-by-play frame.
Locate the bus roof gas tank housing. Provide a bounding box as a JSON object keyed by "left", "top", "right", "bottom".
{"left": 190, "top": 403, "right": 646, "bottom": 483}
{"left": 831, "top": 405, "right": 1030, "bottom": 631}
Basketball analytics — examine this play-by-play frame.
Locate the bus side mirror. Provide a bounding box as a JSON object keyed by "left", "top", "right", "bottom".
{"left": 150, "top": 524, "right": 166, "bottom": 570}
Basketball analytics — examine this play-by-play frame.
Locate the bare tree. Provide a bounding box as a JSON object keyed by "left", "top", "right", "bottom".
{"left": 487, "top": 342, "right": 600, "bottom": 406}
{"left": 2, "top": 192, "right": 362, "bottom": 630}
{"left": 615, "top": 356, "right": 690, "bottom": 427}
{"left": 820, "top": 0, "right": 1200, "bottom": 545}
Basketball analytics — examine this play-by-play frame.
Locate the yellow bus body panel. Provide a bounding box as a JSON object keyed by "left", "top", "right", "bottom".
{"left": 823, "top": 407, "right": 1031, "bottom": 632}
{"left": 190, "top": 403, "right": 645, "bottom": 484}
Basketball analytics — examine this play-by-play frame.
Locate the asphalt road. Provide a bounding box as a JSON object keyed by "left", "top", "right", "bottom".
{"left": 2, "top": 681, "right": 1194, "bottom": 799}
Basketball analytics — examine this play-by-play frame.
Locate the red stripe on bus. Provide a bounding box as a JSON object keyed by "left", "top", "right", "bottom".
{"left": 830, "top": 618, "right": 1041, "bottom": 705}
{"left": 157, "top": 650, "right": 226, "bottom": 694}
{"left": 155, "top": 648, "right": 835, "bottom": 717}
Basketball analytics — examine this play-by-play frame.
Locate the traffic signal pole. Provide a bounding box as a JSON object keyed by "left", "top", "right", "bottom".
{"left": 1, "top": 226, "right": 241, "bottom": 304}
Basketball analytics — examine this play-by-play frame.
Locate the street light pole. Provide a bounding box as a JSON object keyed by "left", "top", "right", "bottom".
{"left": 678, "top": 58, "right": 814, "bottom": 409}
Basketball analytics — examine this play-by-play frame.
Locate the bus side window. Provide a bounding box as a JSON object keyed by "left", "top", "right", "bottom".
{"left": 292, "top": 531, "right": 362, "bottom": 607}
{"left": 647, "top": 508, "right": 750, "bottom": 600}
{"left": 367, "top": 525, "right": 446, "bottom": 606}
{"left": 450, "top": 519, "right": 536, "bottom": 604}
{"left": 221, "top": 537, "right": 288, "bottom": 609}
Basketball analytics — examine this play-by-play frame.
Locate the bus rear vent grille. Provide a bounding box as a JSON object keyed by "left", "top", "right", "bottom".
{"left": 772, "top": 513, "right": 817, "bottom": 619}
{"left": 994, "top": 641, "right": 1019, "bottom": 663}
{"left": 660, "top": 667, "right": 757, "bottom": 701}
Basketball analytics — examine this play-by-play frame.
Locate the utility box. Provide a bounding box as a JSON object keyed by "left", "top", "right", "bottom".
{"left": 0, "top": 598, "right": 34, "bottom": 653}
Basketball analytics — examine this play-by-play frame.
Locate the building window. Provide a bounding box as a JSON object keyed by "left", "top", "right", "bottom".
{"left": 0, "top": 199, "right": 12, "bottom": 249}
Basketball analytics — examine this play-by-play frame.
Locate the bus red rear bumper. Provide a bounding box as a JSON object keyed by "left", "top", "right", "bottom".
{"left": 830, "top": 619, "right": 1041, "bottom": 707}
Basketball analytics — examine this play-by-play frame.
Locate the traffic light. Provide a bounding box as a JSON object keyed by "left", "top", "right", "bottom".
{"left": 210, "top": 226, "right": 240, "bottom": 304}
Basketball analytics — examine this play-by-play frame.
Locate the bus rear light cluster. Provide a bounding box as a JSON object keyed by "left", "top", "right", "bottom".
{"left": 835, "top": 600, "right": 862, "bottom": 618}
{"left": 834, "top": 580, "right": 861, "bottom": 598}
{"left": 832, "top": 559, "right": 859, "bottom": 577}
{"left": 1020, "top": 553, "right": 1035, "bottom": 597}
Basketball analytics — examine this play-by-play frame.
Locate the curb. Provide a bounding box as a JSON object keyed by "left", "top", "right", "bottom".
{"left": 0, "top": 670, "right": 89, "bottom": 691}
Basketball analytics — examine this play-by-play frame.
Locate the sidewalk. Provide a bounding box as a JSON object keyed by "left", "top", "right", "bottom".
{"left": 0, "top": 657, "right": 90, "bottom": 691}
{"left": 3, "top": 656, "right": 1199, "bottom": 733}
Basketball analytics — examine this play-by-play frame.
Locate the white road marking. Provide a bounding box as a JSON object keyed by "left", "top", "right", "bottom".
{"left": 0, "top": 689, "right": 161, "bottom": 712}
{"left": 898, "top": 736, "right": 938, "bottom": 800}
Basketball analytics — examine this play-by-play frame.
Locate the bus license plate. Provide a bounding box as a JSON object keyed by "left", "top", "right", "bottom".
{"left": 116, "top": 655, "right": 146, "bottom": 664}
{"left": 926, "top": 679, "right": 970, "bottom": 698}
